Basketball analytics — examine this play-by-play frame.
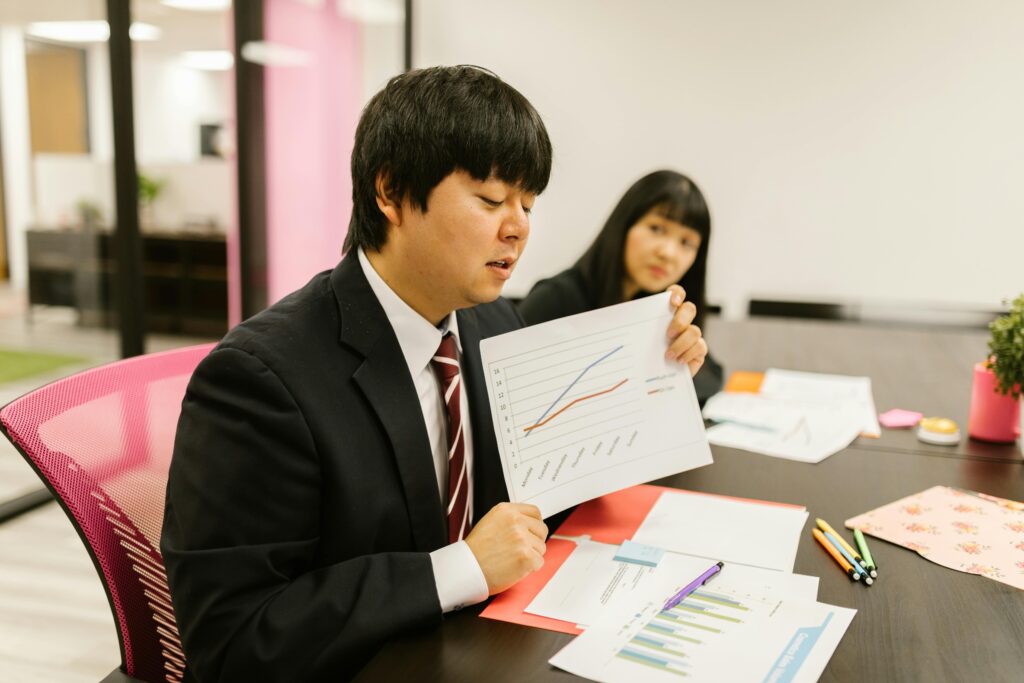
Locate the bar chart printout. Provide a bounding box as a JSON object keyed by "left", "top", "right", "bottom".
{"left": 480, "top": 293, "right": 712, "bottom": 518}
{"left": 549, "top": 584, "right": 856, "bottom": 683}
{"left": 616, "top": 589, "right": 755, "bottom": 678}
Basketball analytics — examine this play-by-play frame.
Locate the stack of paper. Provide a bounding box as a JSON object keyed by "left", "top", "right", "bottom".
{"left": 760, "top": 369, "right": 880, "bottom": 437}
{"left": 541, "top": 491, "right": 856, "bottom": 683}
{"left": 525, "top": 539, "right": 819, "bottom": 629}
{"left": 549, "top": 580, "right": 855, "bottom": 683}
{"left": 702, "top": 369, "right": 878, "bottom": 463}
{"left": 480, "top": 485, "right": 856, "bottom": 681}
{"left": 525, "top": 489, "right": 812, "bottom": 628}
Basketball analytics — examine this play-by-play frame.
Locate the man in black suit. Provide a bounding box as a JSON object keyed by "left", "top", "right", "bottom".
{"left": 162, "top": 65, "right": 708, "bottom": 681}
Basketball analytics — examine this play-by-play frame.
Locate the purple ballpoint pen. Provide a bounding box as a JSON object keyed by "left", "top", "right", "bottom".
{"left": 662, "top": 561, "right": 725, "bottom": 611}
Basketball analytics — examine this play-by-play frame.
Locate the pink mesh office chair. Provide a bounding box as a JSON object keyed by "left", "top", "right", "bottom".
{"left": 0, "top": 344, "right": 215, "bottom": 683}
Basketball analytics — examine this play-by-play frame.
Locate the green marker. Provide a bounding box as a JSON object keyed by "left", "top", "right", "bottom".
{"left": 853, "top": 528, "right": 877, "bottom": 577}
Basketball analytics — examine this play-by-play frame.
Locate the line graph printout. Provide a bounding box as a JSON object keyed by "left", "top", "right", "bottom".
{"left": 480, "top": 293, "right": 712, "bottom": 518}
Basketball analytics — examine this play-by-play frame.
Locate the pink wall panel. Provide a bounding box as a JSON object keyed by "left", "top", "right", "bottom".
{"left": 264, "top": 0, "right": 362, "bottom": 305}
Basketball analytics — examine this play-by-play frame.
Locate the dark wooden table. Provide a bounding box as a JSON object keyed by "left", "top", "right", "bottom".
{"left": 358, "top": 319, "right": 1024, "bottom": 681}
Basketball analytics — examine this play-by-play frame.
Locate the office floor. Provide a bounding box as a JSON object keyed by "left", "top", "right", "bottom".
{"left": 0, "top": 284, "right": 214, "bottom": 682}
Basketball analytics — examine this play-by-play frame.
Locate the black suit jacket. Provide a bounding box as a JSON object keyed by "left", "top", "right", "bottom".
{"left": 161, "top": 255, "right": 521, "bottom": 681}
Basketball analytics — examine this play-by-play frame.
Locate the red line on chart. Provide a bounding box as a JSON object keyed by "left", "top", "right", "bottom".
{"left": 522, "top": 379, "right": 629, "bottom": 433}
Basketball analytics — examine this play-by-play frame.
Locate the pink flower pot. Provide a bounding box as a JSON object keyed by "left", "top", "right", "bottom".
{"left": 968, "top": 362, "right": 1021, "bottom": 443}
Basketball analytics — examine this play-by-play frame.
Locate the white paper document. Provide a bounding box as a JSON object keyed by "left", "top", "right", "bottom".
{"left": 526, "top": 538, "right": 819, "bottom": 628}
{"left": 630, "top": 490, "right": 809, "bottom": 572}
{"left": 701, "top": 369, "right": 872, "bottom": 463}
{"left": 760, "top": 369, "right": 880, "bottom": 437}
{"left": 704, "top": 398, "right": 863, "bottom": 464}
{"left": 701, "top": 392, "right": 804, "bottom": 433}
{"left": 479, "top": 293, "right": 713, "bottom": 518}
{"left": 549, "top": 581, "right": 855, "bottom": 683}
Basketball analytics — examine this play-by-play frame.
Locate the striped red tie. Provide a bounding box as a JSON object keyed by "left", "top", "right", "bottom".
{"left": 431, "top": 333, "right": 470, "bottom": 544}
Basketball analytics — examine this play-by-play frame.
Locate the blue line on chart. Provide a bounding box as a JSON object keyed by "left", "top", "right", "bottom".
{"left": 524, "top": 345, "right": 624, "bottom": 437}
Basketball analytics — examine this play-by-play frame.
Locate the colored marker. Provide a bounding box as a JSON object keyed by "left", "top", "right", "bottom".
{"left": 813, "top": 528, "right": 861, "bottom": 582}
{"left": 816, "top": 518, "right": 874, "bottom": 578}
{"left": 853, "top": 528, "right": 878, "bottom": 575}
{"left": 824, "top": 530, "right": 873, "bottom": 585}
{"left": 662, "top": 561, "right": 725, "bottom": 611}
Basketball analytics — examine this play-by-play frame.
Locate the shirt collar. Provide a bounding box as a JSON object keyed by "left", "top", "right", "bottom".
{"left": 358, "top": 248, "right": 462, "bottom": 372}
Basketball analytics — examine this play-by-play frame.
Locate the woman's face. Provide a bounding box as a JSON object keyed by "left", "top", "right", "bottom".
{"left": 622, "top": 209, "right": 703, "bottom": 299}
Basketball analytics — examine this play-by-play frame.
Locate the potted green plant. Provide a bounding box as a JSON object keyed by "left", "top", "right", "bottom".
{"left": 74, "top": 199, "right": 102, "bottom": 229}
{"left": 137, "top": 172, "right": 165, "bottom": 228}
{"left": 987, "top": 294, "right": 1024, "bottom": 453}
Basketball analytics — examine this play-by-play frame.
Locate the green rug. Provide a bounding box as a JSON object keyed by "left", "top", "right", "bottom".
{"left": 0, "top": 349, "right": 90, "bottom": 384}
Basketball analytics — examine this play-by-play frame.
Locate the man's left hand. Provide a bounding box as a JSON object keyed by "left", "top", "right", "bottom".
{"left": 664, "top": 284, "right": 708, "bottom": 377}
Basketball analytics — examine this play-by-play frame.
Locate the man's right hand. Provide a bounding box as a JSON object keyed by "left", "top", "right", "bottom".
{"left": 465, "top": 502, "right": 547, "bottom": 595}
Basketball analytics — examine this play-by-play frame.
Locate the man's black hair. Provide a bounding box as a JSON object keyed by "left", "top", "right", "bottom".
{"left": 344, "top": 65, "right": 553, "bottom": 253}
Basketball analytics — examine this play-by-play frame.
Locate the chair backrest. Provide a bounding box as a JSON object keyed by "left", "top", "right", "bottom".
{"left": 0, "top": 343, "right": 215, "bottom": 683}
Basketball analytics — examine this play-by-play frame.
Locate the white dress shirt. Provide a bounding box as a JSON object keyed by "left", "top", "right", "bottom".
{"left": 357, "top": 249, "right": 489, "bottom": 612}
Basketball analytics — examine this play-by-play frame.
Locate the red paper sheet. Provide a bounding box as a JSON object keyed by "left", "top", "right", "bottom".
{"left": 478, "top": 538, "right": 582, "bottom": 635}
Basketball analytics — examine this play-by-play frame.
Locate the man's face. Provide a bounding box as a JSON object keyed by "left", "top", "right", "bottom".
{"left": 388, "top": 170, "right": 535, "bottom": 323}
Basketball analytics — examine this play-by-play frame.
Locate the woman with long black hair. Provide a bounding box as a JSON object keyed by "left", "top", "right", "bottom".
{"left": 519, "top": 169, "right": 723, "bottom": 403}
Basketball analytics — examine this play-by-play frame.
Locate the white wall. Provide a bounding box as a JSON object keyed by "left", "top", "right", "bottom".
{"left": 140, "top": 159, "right": 231, "bottom": 228}
{"left": 359, "top": 21, "right": 404, "bottom": 105}
{"left": 32, "top": 156, "right": 230, "bottom": 230}
{"left": 134, "top": 48, "right": 230, "bottom": 164}
{"left": 32, "top": 154, "right": 114, "bottom": 226}
{"left": 85, "top": 43, "right": 113, "bottom": 160}
{"left": 416, "top": 0, "right": 1024, "bottom": 316}
{"left": 27, "top": 43, "right": 231, "bottom": 240}
{"left": 1, "top": 9, "right": 231, "bottom": 290}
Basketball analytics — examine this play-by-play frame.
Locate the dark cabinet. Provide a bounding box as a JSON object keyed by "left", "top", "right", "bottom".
{"left": 27, "top": 228, "right": 228, "bottom": 336}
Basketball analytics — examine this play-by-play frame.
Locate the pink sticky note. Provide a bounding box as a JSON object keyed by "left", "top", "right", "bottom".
{"left": 879, "top": 408, "right": 923, "bottom": 429}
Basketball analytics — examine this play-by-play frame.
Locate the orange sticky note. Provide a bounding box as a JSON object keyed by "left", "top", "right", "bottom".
{"left": 724, "top": 371, "right": 764, "bottom": 393}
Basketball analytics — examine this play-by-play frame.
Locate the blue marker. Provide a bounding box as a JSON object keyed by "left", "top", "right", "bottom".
{"left": 824, "top": 530, "right": 873, "bottom": 586}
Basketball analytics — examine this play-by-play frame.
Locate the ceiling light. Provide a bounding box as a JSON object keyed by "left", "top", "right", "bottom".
{"left": 161, "top": 0, "right": 232, "bottom": 11}
{"left": 240, "top": 41, "right": 314, "bottom": 67}
{"left": 129, "top": 23, "right": 162, "bottom": 42}
{"left": 337, "top": 0, "right": 404, "bottom": 25}
{"left": 26, "top": 21, "right": 161, "bottom": 43}
{"left": 181, "top": 50, "right": 234, "bottom": 71}
{"left": 27, "top": 21, "right": 109, "bottom": 43}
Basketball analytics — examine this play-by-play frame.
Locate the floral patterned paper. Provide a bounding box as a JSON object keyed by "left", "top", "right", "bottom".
{"left": 845, "top": 486, "right": 1024, "bottom": 591}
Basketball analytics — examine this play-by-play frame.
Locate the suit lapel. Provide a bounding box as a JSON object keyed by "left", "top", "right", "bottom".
{"left": 331, "top": 256, "right": 447, "bottom": 552}
{"left": 457, "top": 308, "right": 511, "bottom": 520}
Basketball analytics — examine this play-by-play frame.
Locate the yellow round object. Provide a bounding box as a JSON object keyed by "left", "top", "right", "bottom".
{"left": 919, "top": 417, "right": 958, "bottom": 434}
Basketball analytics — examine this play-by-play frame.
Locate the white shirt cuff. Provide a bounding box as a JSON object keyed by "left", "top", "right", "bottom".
{"left": 430, "top": 540, "right": 489, "bottom": 612}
